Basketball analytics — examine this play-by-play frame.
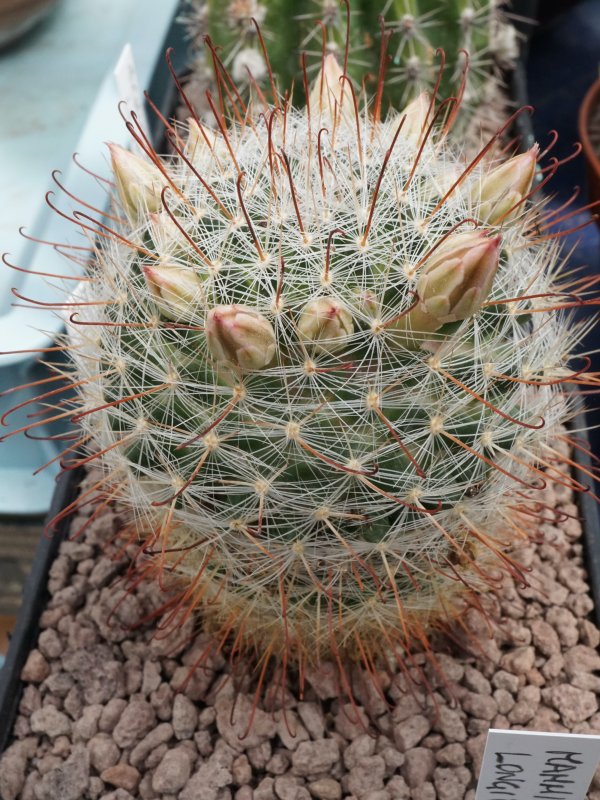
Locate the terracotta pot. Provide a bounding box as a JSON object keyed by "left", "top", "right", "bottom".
{"left": 0, "top": 0, "right": 57, "bottom": 48}
{"left": 579, "top": 77, "right": 600, "bottom": 227}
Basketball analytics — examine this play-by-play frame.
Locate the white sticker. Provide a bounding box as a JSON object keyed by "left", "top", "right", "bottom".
{"left": 113, "top": 43, "right": 150, "bottom": 137}
{"left": 476, "top": 729, "right": 600, "bottom": 800}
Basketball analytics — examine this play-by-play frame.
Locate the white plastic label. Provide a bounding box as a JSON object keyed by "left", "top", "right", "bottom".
{"left": 476, "top": 729, "right": 600, "bottom": 800}
{"left": 113, "top": 43, "right": 150, "bottom": 137}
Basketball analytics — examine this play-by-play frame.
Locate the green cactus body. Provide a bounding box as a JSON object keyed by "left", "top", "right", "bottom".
{"left": 49, "top": 61, "right": 584, "bottom": 673}
{"left": 11, "top": 55, "right": 590, "bottom": 678}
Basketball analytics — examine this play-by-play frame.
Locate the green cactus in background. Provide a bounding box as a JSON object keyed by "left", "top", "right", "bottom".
{"left": 182, "top": 0, "right": 517, "bottom": 136}
{"left": 5, "top": 49, "right": 593, "bottom": 691}
{"left": 382, "top": 0, "right": 518, "bottom": 142}
{"left": 294, "top": 0, "right": 376, "bottom": 86}
{"left": 383, "top": 0, "right": 499, "bottom": 99}
{"left": 204, "top": 0, "right": 299, "bottom": 91}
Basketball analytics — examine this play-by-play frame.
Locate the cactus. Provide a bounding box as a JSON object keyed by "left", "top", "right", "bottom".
{"left": 182, "top": 0, "right": 517, "bottom": 138}
{"left": 4, "top": 49, "right": 596, "bottom": 693}
{"left": 382, "top": 1, "right": 513, "bottom": 102}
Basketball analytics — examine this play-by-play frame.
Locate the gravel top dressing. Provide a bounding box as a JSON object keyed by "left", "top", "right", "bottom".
{"left": 1, "top": 447, "right": 600, "bottom": 800}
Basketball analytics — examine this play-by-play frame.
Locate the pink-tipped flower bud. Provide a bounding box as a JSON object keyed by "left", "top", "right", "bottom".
{"left": 397, "top": 231, "right": 501, "bottom": 340}
{"left": 109, "top": 143, "right": 164, "bottom": 220}
{"left": 206, "top": 305, "right": 276, "bottom": 372}
{"left": 308, "top": 53, "right": 354, "bottom": 126}
{"left": 142, "top": 265, "right": 204, "bottom": 321}
{"left": 298, "top": 297, "right": 354, "bottom": 353}
{"left": 477, "top": 145, "right": 538, "bottom": 225}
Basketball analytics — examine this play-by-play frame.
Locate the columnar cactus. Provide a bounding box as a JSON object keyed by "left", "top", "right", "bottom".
{"left": 183, "top": 0, "right": 517, "bottom": 137}
{"left": 383, "top": 0, "right": 517, "bottom": 108}
{"left": 4, "top": 47, "right": 595, "bottom": 689}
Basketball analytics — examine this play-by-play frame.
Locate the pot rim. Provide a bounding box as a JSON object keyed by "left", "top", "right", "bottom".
{"left": 578, "top": 76, "right": 600, "bottom": 175}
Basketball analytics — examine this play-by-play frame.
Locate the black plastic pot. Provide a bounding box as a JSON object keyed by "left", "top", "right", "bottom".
{"left": 572, "top": 402, "right": 600, "bottom": 621}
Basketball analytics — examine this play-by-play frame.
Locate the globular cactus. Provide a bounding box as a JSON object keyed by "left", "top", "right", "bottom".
{"left": 182, "top": 0, "right": 517, "bottom": 141}
{"left": 5, "top": 48, "right": 596, "bottom": 694}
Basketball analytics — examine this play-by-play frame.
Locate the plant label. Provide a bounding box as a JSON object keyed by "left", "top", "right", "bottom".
{"left": 113, "top": 43, "right": 150, "bottom": 138}
{"left": 475, "top": 729, "right": 600, "bottom": 800}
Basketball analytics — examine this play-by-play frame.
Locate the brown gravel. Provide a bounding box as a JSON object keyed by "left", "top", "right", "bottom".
{"left": 2, "top": 444, "right": 600, "bottom": 799}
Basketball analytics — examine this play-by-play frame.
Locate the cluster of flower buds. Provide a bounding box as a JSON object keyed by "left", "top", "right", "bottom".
{"left": 107, "top": 90, "right": 538, "bottom": 365}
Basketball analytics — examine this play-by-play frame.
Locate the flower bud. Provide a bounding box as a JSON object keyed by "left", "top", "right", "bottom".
{"left": 206, "top": 305, "right": 276, "bottom": 372}
{"left": 142, "top": 265, "right": 204, "bottom": 321}
{"left": 476, "top": 145, "right": 538, "bottom": 224}
{"left": 109, "top": 143, "right": 164, "bottom": 220}
{"left": 298, "top": 297, "right": 354, "bottom": 353}
{"left": 396, "top": 231, "right": 501, "bottom": 340}
{"left": 399, "top": 91, "right": 430, "bottom": 143}
{"left": 308, "top": 54, "right": 354, "bottom": 126}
